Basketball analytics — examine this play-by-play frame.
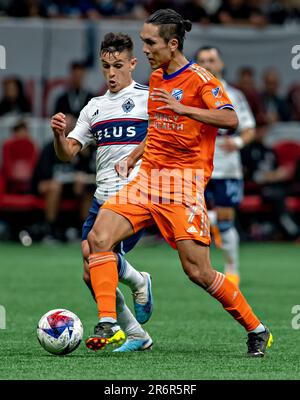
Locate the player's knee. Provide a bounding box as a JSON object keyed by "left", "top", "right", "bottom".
{"left": 217, "top": 207, "right": 234, "bottom": 219}
{"left": 183, "top": 260, "right": 214, "bottom": 288}
{"left": 87, "top": 229, "right": 113, "bottom": 252}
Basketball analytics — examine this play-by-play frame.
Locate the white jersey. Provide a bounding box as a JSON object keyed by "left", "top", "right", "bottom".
{"left": 68, "top": 80, "right": 148, "bottom": 201}
{"left": 212, "top": 80, "right": 255, "bottom": 179}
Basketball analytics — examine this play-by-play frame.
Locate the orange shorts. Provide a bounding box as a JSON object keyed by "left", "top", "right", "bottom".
{"left": 102, "top": 183, "right": 211, "bottom": 249}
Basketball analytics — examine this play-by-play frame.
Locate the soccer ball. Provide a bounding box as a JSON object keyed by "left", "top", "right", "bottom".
{"left": 37, "top": 309, "right": 83, "bottom": 355}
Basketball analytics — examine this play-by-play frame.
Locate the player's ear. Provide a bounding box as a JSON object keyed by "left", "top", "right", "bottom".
{"left": 169, "top": 38, "right": 179, "bottom": 52}
{"left": 130, "top": 57, "right": 137, "bottom": 72}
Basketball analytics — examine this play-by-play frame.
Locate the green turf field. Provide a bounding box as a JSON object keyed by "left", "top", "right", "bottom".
{"left": 0, "top": 241, "right": 300, "bottom": 380}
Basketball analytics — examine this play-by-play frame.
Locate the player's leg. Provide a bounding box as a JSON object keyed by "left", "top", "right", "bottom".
{"left": 85, "top": 208, "right": 133, "bottom": 348}
{"left": 113, "top": 288, "right": 153, "bottom": 352}
{"left": 82, "top": 239, "right": 95, "bottom": 299}
{"left": 213, "top": 179, "right": 243, "bottom": 286}
{"left": 82, "top": 197, "right": 153, "bottom": 324}
{"left": 86, "top": 202, "right": 153, "bottom": 348}
{"left": 151, "top": 203, "right": 272, "bottom": 357}
{"left": 38, "top": 180, "right": 62, "bottom": 240}
{"left": 176, "top": 239, "right": 272, "bottom": 357}
{"left": 217, "top": 207, "right": 240, "bottom": 286}
{"left": 82, "top": 239, "right": 152, "bottom": 351}
{"left": 116, "top": 232, "right": 153, "bottom": 324}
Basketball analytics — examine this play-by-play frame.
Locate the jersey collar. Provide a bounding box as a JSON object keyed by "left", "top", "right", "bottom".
{"left": 162, "top": 60, "right": 193, "bottom": 80}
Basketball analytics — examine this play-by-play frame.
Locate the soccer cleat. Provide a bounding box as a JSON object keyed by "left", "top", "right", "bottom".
{"left": 85, "top": 322, "right": 125, "bottom": 351}
{"left": 246, "top": 327, "right": 273, "bottom": 357}
{"left": 113, "top": 332, "right": 153, "bottom": 352}
{"left": 225, "top": 272, "right": 240, "bottom": 286}
{"left": 132, "top": 272, "right": 153, "bottom": 324}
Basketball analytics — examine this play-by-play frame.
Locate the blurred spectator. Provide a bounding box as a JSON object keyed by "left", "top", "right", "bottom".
{"left": 241, "top": 127, "right": 300, "bottom": 240}
{"left": 78, "top": 0, "right": 145, "bottom": 19}
{"left": 31, "top": 115, "right": 96, "bottom": 241}
{"left": 261, "top": 68, "right": 290, "bottom": 122}
{"left": 286, "top": 83, "right": 300, "bottom": 121}
{"left": 267, "top": 0, "right": 300, "bottom": 25}
{"left": 235, "top": 67, "right": 267, "bottom": 126}
{"left": 44, "top": 0, "right": 82, "bottom": 18}
{"left": 7, "top": 0, "right": 47, "bottom": 17}
{"left": 54, "top": 61, "right": 94, "bottom": 119}
{"left": 145, "top": 0, "right": 177, "bottom": 15}
{"left": 178, "top": 0, "right": 210, "bottom": 24}
{"left": 0, "top": 77, "right": 32, "bottom": 117}
{"left": 0, "top": 121, "right": 38, "bottom": 194}
{"left": 202, "top": 0, "right": 221, "bottom": 15}
{"left": 212, "top": 0, "right": 268, "bottom": 27}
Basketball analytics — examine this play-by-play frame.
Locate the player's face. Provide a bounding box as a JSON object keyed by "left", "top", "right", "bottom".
{"left": 100, "top": 50, "right": 137, "bottom": 93}
{"left": 196, "top": 49, "right": 224, "bottom": 77}
{"left": 140, "top": 23, "right": 173, "bottom": 70}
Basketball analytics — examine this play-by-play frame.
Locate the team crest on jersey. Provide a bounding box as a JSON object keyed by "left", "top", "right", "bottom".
{"left": 122, "top": 98, "right": 135, "bottom": 113}
{"left": 171, "top": 88, "right": 183, "bottom": 101}
{"left": 212, "top": 86, "right": 223, "bottom": 98}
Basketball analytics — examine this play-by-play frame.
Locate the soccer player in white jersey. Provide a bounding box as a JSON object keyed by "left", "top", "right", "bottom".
{"left": 196, "top": 46, "right": 256, "bottom": 286}
{"left": 50, "top": 33, "right": 153, "bottom": 352}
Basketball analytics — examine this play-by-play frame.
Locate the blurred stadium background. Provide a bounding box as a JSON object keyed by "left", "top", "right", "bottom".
{"left": 0, "top": 0, "right": 300, "bottom": 380}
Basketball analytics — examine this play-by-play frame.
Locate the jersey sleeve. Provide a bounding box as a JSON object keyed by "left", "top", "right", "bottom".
{"left": 67, "top": 102, "right": 94, "bottom": 149}
{"left": 200, "top": 78, "right": 235, "bottom": 111}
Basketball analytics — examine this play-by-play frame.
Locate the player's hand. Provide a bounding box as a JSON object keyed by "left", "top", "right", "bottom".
{"left": 115, "top": 156, "right": 136, "bottom": 178}
{"left": 150, "top": 88, "right": 186, "bottom": 115}
{"left": 51, "top": 113, "right": 67, "bottom": 138}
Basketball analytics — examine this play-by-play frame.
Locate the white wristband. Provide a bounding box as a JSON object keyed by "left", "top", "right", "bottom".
{"left": 232, "top": 136, "right": 244, "bottom": 149}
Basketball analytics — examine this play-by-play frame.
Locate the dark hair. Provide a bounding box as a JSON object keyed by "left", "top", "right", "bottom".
{"left": 100, "top": 32, "right": 134, "bottom": 57}
{"left": 238, "top": 66, "right": 255, "bottom": 77}
{"left": 146, "top": 9, "right": 192, "bottom": 51}
{"left": 70, "top": 61, "right": 87, "bottom": 70}
{"left": 12, "top": 120, "right": 27, "bottom": 133}
{"left": 196, "top": 46, "right": 223, "bottom": 59}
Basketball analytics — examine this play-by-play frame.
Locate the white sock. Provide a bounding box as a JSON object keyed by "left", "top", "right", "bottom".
{"left": 249, "top": 323, "right": 266, "bottom": 334}
{"left": 116, "top": 288, "right": 145, "bottom": 337}
{"left": 220, "top": 226, "right": 240, "bottom": 275}
{"left": 118, "top": 254, "right": 145, "bottom": 291}
{"left": 99, "top": 317, "right": 117, "bottom": 324}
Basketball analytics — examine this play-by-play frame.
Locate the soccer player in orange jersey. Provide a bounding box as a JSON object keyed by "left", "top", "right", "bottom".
{"left": 85, "top": 9, "right": 273, "bottom": 357}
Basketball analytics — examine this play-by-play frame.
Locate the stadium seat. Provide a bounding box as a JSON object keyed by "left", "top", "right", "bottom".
{"left": 1, "top": 136, "right": 38, "bottom": 194}
{"left": 0, "top": 194, "right": 78, "bottom": 212}
{"left": 272, "top": 140, "right": 300, "bottom": 180}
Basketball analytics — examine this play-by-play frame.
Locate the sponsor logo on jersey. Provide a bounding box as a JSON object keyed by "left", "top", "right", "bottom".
{"left": 212, "top": 86, "right": 223, "bottom": 98}
{"left": 92, "top": 109, "right": 99, "bottom": 117}
{"left": 171, "top": 88, "right": 183, "bottom": 101}
{"left": 122, "top": 98, "right": 135, "bottom": 113}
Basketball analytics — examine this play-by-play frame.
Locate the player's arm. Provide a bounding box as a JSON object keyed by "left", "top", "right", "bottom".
{"left": 51, "top": 113, "right": 82, "bottom": 161}
{"left": 220, "top": 89, "right": 256, "bottom": 152}
{"left": 221, "top": 127, "right": 256, "bottom": 152}
{"left": 150, "top": 88, "right": 238, "bottom": 130}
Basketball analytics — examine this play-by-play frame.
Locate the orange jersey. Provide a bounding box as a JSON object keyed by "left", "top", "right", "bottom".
{"left": 141, "top": 61, "right": 234, "bottom": 187}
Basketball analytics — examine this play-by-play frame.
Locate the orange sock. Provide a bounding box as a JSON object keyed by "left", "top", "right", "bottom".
{"left": 207, "top": 271, "right": 260, "bottom": 331}
{"left": 89, "top": 252, "right": 118, "bottom": 321}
